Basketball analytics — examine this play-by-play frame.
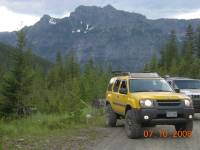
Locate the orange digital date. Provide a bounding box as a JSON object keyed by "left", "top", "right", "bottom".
{"left": 143, "top": 129, "right": 192, "bottom": 138}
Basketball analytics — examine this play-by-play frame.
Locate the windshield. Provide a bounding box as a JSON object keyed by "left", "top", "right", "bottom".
{"left": 174, "top": 80, "right": 200, "bottom": 89}
{"left": 129, "top": 79, "right": 173, "bottom": 92}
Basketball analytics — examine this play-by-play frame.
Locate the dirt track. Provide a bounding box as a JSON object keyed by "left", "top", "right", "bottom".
{"left": 89, "top": 114, "right": 200, "bottom": 150}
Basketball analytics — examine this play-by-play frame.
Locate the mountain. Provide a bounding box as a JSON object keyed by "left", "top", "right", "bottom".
{"left": 0, "top": 5, "right": 200, "bottom": 71}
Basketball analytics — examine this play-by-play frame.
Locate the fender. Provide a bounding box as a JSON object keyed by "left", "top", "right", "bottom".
{"left": 127, "top": 97, "right": 140, "bottom": 109}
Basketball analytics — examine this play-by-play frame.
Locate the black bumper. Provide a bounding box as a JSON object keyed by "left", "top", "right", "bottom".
{"left": 135, "top": 108, "right": 194, "bottom": 125}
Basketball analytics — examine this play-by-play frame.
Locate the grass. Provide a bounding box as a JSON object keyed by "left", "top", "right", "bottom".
{"left": 0, "top": 108, "right": 105, "bottom": 149}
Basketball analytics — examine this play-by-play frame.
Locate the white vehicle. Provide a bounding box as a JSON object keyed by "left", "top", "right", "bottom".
{"left": 166, "top": 77, "right": 200, "bottom": 113}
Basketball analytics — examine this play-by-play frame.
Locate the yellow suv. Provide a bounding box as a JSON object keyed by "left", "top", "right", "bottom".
{"left": 105, "top": 72, "right": 194, "bottom": 138}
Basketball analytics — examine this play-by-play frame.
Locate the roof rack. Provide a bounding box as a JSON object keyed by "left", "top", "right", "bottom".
{"left": 130, "top": 73, "right": 160, "bottom": 78}
{"left": 112, "top": 71, "right": 160, "bottom": 78}
{"left": 112, "top": 71, "right": 131, "bottom": 76}
{"left": 165, "top": 77, "right": 196, "bottom": 80}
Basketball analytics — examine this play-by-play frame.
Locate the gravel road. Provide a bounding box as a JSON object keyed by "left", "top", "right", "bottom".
{"left": 90, "top": 114, "right": 200, "bottom": 150}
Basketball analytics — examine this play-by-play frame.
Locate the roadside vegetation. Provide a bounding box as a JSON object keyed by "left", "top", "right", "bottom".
{"left": 0, "top": 30, "right": 110, "bottom": 148}
{"left": 145, "top": 24, "right": 200, "bottom": 78}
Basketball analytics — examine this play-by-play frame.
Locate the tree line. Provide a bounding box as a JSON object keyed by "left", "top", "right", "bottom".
{"left": 0, "top": 31, "right": 111, "bottom": 120}
{"left": 145, "top": 24, "right": 200, "bottom": 78}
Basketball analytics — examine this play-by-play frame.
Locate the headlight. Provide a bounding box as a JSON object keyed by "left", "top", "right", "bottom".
{"left": 184, "top": 99, "right": 192, "bottom": 107}
{"left": 140, "top": 99, "right": 153, "bottom": 107}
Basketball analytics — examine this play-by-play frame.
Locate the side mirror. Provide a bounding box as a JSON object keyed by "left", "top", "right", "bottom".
{"left": 120, "top": 88, "right": 127, "bottom": 94}
{"left": 174, "top": 88, "right": 180, "bottom": 93}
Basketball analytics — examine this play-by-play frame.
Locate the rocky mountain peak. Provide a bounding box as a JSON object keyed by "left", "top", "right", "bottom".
{"left": 103, "top": 4, "right": 116, "bottom": 10}
{"left": 40, "top": 14, "right": 51, "bottom": 22}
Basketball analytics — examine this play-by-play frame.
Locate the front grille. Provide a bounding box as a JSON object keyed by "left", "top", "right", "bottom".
{"left": 157, "top": 100, "right": 182, "bottom": 107}
{"left": 191, "top": 95, "right": 200, "bottom": 99}
{"left": 193, "top": 100, "right": 200, "bottom": 110}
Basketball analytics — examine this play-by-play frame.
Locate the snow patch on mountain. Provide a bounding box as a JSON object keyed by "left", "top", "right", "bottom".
{"left": 72, "top": 29, "right": 81, "bottom": 33}
{"left": 49, "top": 18, "right": 56, "bottom": 25}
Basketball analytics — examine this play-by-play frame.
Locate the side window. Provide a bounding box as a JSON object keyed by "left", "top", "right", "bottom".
{"left": 174, "top": 82, "right": 178, "bottom": 89}
{"left": 113, "top": 80, "right": 121, "bottom": 92}
{"left": 107, "top": 83, "right": 113, "bottom": 91}
{"left": 119, "top": 80, "right": 128, "bottom": 94}
{"left": 107, "top": 78, "right": 115, "bottom": 91}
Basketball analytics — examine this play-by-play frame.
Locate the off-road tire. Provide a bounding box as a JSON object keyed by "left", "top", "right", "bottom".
{"left": 125, "top": 109, "right": 142, "bottom": 139}
{"left": 105, "top": 104, "right": 117, "bottom": 127}
{"left": 175, "top": 121, "right": 193, "bottom": 131}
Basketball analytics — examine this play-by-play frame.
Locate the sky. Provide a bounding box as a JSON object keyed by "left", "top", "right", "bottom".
{"left": 1, "top": 0, "right": 200, "bottom": 32}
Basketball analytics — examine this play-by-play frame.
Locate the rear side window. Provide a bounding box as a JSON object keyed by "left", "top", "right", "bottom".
{"left": 113, "top": 80, "right": 121, "bottom": 92}
{"left": 107, "top": 83, "right": 113, "bottom": 91}
{"left": 107, "top": 78, "right": 115, "bottom": 91}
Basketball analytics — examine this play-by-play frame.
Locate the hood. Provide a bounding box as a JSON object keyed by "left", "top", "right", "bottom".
{"left": 131, "top": 92, "right": 188, "bottom": 100}
{"left": 180, "top": 89, "right": 200, "bottom": 95}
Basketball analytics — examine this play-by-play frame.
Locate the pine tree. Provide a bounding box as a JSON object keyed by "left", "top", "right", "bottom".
{"left": 179, "top": 25, "right": 194, "bottom": 73}
{"left": 82, "top": 59, "right": 97, "bottom": 103}
{"left": 169, "top": 59, "right": 178, "bottom": 75}
{"left": 65, "top": 50, "right": 80, "bottom": 80}
{"left": 0, "top": 30, "right": 33, "bottom": 117}
{"left": 185, "top": 25, "right": 194, "bottom": 43}
{"left": 183, "top": 25, "right": 194, "bottom": 58}
{"left": 194, "top": 25, "right": 200, "bottom": 57}
{"left": 147, "top": 25, "right": 200, "bottom": 79}
{"left": 169, "top": 31, "right": 178, "bottom": 60}
{"left": 55, "top": 51, "right": 65, "bottom": 84}
{"left": 157, "top": 30, "right": 179, "bottom": 74}
{"left": 159, "top": 48, "right": 167, "bottom": 71}
{"left": 67, "top": 79, "right": 83, "bottom": 122}
{"left": 47, "top": 51, "right": 66, "bottom": 89}
{"left": 165, "top": 30, "right": 179, "bottom": 71}
{"left": 190, "top": 58, "right": 200, "bottom": 78}
{"left": 149, "top": 54, "right": 158, "bottom": 72}
{"left": 31, "top": 66, "right": 48, "bottom": 112}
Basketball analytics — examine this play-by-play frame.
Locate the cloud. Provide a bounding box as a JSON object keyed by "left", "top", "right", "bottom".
{"left": 172, "top": 9, "right": 200, "bottom": 19}
{"left": 111, "top": 0, "right": 200, "bottom": 19}
{"left": 0, "top": 0, "right": 69, "bottom": 17}
{"left": 1, "top": 0, "right": 200, "bottom": 31}
{"left": 1, "top": 0, "right": 200, "bottom": 19}
{"left": 0, "top": 6, "right": 40, "bottom": 32}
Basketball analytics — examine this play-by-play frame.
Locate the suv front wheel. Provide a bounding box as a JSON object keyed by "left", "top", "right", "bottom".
{"left": 125, "top": 109, "right": 142, "bottom": 139}
{"left": 105, "top": 104, "right": 117, "bottom": 127}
